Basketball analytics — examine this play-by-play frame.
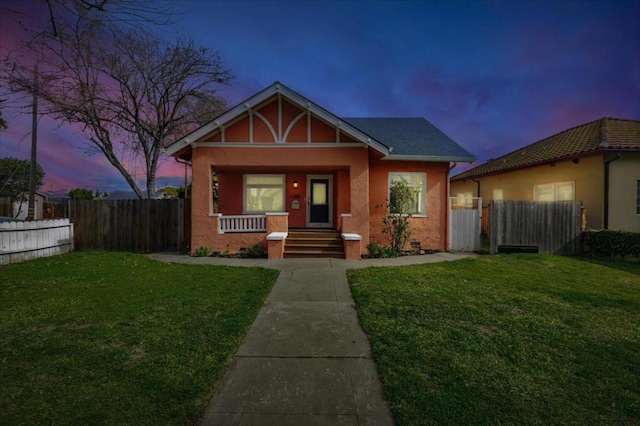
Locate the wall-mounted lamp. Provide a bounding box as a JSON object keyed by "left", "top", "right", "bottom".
{"left": 292, "top": 180, "right": 298, "bottom": 189}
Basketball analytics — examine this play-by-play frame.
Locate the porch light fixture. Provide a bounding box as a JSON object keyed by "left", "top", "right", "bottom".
{"left": 292, "top": 180, "right": 299, "bottom": 189}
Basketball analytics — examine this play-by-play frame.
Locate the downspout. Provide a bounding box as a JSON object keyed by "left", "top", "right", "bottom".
{"left": 175, "top": 157, "right": 192, "bottom": 199}
{"left": 446, "top": 162, "right": 457, "bottom": 251}
{"left": 603, "top": 153, "right": 621, "bottom": 229}
{"left": 472, "top": 178, "right": 481, "bottom": 198}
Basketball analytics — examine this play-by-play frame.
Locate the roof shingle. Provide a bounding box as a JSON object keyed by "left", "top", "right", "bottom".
{"left": 451, "top": 117, "right": 640, "bottom": 181}
{"left": 344, "top": 117, "right": 475, "bottom": 161}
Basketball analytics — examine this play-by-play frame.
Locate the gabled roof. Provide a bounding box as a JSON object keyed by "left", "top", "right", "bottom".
{"left": 164, "top": 81, "right": 390, "bottom": 157}
{"left": 164, "top": 81, "right": 475, "bottom": 163}
{"left": 345, "top": 117, "right": 475, "bottom": 162}
{"left": 451, "top": 117, "right": 640, "bottom": 181}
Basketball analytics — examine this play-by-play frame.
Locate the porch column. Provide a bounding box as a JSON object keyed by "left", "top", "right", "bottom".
{"left": 190, "top": 152, "right": 215, "bottom": 253}
{"left": 266, "top": 213, "right": 289, "bottom": 259}
{"left": 349, "top": 160, "right": 369, "bottom": 255}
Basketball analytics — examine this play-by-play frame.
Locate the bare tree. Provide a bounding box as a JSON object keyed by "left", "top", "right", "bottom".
{"left": 4, "top": 0, "right": 231, "bottom": 198}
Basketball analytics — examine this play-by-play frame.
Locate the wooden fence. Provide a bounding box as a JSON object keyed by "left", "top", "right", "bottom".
{"left": 0, "top": 219, "right": 74, "bottom": 265}
{"left": 0, "top": 199, "right": 12, "bottom": 217}
{"left": 481, "top": 206, "right": 489, "bottom": 234}
{"left": 70, "top": 199, "right": 189, "bottom": 252}
{"left": 489, "top": 200, "right": 583, "bottom": 255}
{"left": 43, "top": 202, "right": 70, "bottom": 218}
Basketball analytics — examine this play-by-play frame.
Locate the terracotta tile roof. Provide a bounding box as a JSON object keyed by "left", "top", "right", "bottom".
{"left": 451, "top": 117, "right": 640, "bottom": 181}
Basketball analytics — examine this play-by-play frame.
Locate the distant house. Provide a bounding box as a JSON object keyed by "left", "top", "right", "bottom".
{"left": 451, "top": 118, "right": 640, "bottom": 232}
{"left": 10, "top": 191, "right": 48, "bottom": 220}
{"left": 163, "top": 81, "right": 475, "bottom": 259}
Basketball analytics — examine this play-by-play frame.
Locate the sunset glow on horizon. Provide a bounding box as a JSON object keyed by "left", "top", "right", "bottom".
{"left": 1, "top": 0, "right": 638, "bottom": 196}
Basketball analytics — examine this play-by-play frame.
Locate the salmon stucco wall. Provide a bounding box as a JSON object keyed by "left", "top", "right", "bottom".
{"left": 286, "top": 173, "right": 307, "bottom": 228}
{"left": 217, "top": 172, "right": 243, "bottom": 214}
{"left": 368, "top": 157, "right": 449, "bottom": 251}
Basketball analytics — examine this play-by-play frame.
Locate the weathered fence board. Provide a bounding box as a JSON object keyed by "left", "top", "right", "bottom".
{"left": 0, "top": 200, "right": 12, "bottom": 217}
{"left": 70, "top": 199, "right": 188, "bottom": 252}
{"left": 0, "top": 219, "right": 74, "bottom": 265}
{"left": 481, "top": 206, "right": 489, "bottom": 234}
{"left": 43, "top": 202, "right": 69, "bottom": 218}
{"left": 489, "top": 200, "right": 582, "bottom": 255}
{"left": 449, "top": 197, "right": 482, "bottom": 252}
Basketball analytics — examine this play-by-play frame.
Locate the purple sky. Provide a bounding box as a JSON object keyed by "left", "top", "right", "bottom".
{"left": 1, "top": 0, "right": 639, "bottom": 195}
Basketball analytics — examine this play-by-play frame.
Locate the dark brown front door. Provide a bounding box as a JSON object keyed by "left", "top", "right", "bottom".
{"left": 309, "top": 178, "right": 330, "bottom": 225}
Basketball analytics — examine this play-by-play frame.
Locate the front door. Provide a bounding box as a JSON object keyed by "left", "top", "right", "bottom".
{"left": 308, "top": 176, "right": 332, "bottom": 228}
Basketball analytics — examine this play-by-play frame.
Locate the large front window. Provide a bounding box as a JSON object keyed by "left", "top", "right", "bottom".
{"left": 244, "top": 175, "right": 285, "bottom": 213}
{"left": 388, "top": 172, "right": 426, "bottom": 215}
{"left": 534, "top": 181, "right": 575, "bottom": 202}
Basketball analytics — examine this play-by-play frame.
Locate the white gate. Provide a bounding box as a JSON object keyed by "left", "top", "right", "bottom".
{"left": 448, "top": 197, "right": 482, "bottom": 252}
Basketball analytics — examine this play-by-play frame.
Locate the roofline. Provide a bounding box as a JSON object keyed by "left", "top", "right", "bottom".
{"left": 383, "top": 154, "right": 476, "bottom": 162}
{"left": 450, "top": 150, "right": 612, "bottom": 182}
{"left": 451, "top": 117, "right": 640, "bottom": 182}
{"left": 163, "top": 81, "right": 390, "bottom": 157}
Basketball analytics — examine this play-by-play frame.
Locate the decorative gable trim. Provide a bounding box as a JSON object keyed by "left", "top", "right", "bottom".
{"left": 164, "top": 82, "right": 390, "bottom": 156}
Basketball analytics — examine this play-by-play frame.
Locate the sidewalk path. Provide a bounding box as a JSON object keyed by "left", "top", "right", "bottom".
{"left": 148, "top": 253, "right": 474, "bottom": 425}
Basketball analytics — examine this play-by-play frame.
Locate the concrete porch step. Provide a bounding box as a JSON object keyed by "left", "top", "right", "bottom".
{"left": 284, "top": 250, "right": 346, "bottom": 258}
{"left": 285, "top": 229, "right": 344, "bottom": 259}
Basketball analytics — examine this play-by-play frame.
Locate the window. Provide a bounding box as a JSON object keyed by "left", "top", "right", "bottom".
{"left": 534, "top": 181, "right": 574, "bottom": 202}
{"left": 636, "top": 180, "right": 640, "bottom": 215}
{"left": 244, "top": 175, "right": 285, "bottom": 213}
{"left": 388, "top": 172, "right": 426, "bottom": 215}
{"left": 454, "top": 192, "right": 473, "bottom": 208}
{"left": 493, "top": 188, "right": 504, "bottom": 201}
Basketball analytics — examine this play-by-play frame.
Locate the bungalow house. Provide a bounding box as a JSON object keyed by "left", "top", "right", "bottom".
{"left": 451, "top": 118, "right": 640, "bottom": 232}
{"left": 163, "top": 82, "right": 475, "bottom": 259}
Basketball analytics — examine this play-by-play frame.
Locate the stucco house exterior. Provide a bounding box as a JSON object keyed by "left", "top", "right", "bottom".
{"left": 164, "top": 82, "right": 474, "bottom": 259}
{"left": 451, "top": 118, "right": 640, "bottom": 232}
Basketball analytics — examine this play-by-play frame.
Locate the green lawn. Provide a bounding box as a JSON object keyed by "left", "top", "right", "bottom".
{"left": 348, "top": 255, "right": 640, "bottom": 425}
{"left": 0, "top": 252, "right": 278, "bottom": 425}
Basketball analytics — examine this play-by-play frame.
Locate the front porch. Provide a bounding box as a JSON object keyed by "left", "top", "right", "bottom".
{"left": 205, "top": 213, "right": 362, "bottom": 260}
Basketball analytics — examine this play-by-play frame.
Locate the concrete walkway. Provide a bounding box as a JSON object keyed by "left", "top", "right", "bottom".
{"left": 148, "top": 252, "right": 474, "bottom": 425}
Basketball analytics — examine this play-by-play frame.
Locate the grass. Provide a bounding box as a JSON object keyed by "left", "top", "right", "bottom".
{"left": 348, "top": 254, "right": 640, "bottom": 425}
{"left": 0, "top": 252, "right": 278, "bottom": 425}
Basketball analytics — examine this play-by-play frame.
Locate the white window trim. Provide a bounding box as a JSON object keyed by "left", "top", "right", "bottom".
{"left": 243, "top": 174, "right": 286, "bottom": 213}
{"left": 388, "top": 172, "right": 427, "bottom": 217}
{"left": 533, "top": 181, "right": 575, "bottom": 202}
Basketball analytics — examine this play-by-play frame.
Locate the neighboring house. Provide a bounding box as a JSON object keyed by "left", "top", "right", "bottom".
{"left": 11, "top": 191, "right": 48, "bottom": 220}
{"left": 451, "top": 118, "right": 640, "bottom": 232}
{"left": 164, "top": 81, "right": 475, "bottom": 259}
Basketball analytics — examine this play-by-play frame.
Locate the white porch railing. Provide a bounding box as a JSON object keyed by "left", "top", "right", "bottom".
{"left": 217, "top": 214, "right": 266, "bottom": 233}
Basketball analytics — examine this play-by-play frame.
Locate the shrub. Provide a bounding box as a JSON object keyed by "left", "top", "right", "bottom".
{"left": 238, "top": 243, "right": 266, "bottom": 258}
{"left": 583, "top": 229, "right": 640, "bottom": 259}
{"left": 366, "top": 242, "right": 397, "bottom": 258}
{"left": 379, "top": 179, "right": 415, "bottom": 255}
{"left": 194, "top": 246, "right": 211, "bottom": 257}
